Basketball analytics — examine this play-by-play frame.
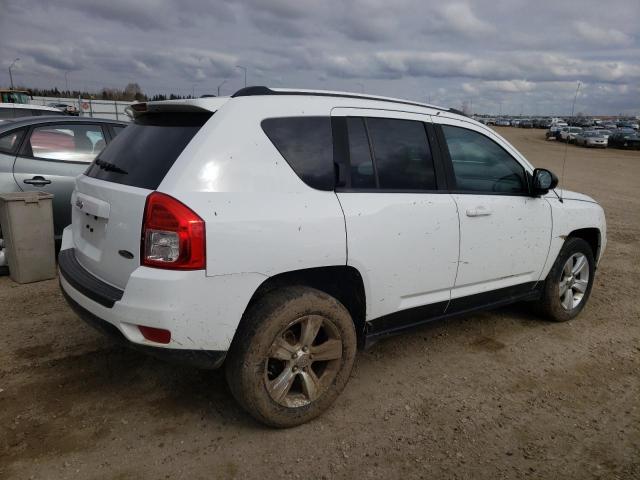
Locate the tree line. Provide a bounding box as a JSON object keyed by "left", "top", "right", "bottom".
{"left": 15, "top": 83, "right": 197, "bottom": 102}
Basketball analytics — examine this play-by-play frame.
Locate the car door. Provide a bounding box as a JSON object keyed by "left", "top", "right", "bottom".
{"left": 13, "top": 122, "right": 109, "bottom": 238}
{"left": 434, "top": 118, "right": 552, "bottom": 301}
{"left": 332, "top": 108, "right": 459, "bottom": 331}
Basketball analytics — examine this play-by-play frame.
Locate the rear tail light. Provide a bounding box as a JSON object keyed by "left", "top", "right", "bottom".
{"left": 141, "top": 192, "right": 205, "bottom": 270}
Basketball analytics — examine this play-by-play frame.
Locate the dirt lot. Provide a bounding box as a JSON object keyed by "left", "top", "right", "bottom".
{"left": 1, "top": 128, "right": 638, "bottom": 479}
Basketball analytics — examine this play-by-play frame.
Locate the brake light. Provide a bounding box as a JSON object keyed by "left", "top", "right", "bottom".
{"left": 141, "top": 192, "right": 205, "bottom": 270}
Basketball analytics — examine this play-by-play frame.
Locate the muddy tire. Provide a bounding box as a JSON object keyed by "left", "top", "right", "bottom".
{"left": 225, "top": 286, "right": 357, "bottom": 428}
{"left": 537, "top": 237, "right": 595, "bottom": 322}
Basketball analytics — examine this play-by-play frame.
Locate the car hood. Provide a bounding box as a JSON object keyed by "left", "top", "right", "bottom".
{"left": 554, "top": 189, "right": 597, "bottom": 203}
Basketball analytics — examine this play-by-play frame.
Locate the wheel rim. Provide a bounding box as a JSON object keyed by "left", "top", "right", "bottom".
{"left": 264, "top": 315, "right": 343, "bottom": 408}
{"left": 559, "top": 253, "right": 590, "bottom": 311}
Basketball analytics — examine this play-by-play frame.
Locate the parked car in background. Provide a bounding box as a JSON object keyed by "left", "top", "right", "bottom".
{"left": 511, "top": 119, "right": 521, "bottom": 127}
{"left": 546, "top": 123, "right": 567, "bottom": 140}
{"left": 0, "top": 116, "right": 127, "bottom": 247}
{"left": 559, "top": 126, "right": 583, "bottom": 143}
{"left": 608, "top": 129, "right": 640, "bottom": 149}
{"left": 533, "top": 118, "right": 551, "bottom": 129}
{"left": 495, "top": 118, "right": 511, "bottom": 126}
{"left": 0, "top": 103, "right": 65, "bottom": 123}
{"left": 519, "top": 119, "right": 533, "bottom": 128}
{"left": 47, "top": 102, "right": 80, "bottom": 116}
{"left": 58, "top": 87, "right": 606, "bottom": 427}
{"left": 603, "top": 122, "right": 618, "bottom": 130}
{"left": 617, "top": 121, "right": 639, "bottom": 131}
{"left": 0, "top": 89, "right": 32, "bottom": 104}
{"left": 595, "top": 129, "right": 612, "bottom": 140}
{"left": 545, "top": 125, "right": 566, "bottom": 140}
{"left": 575, "top": 131, "right": 607, "bottom": 148}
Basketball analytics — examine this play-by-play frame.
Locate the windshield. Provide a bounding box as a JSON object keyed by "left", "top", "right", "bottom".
{"left": 1, "top": 92, "right": 30, "bottom": 104}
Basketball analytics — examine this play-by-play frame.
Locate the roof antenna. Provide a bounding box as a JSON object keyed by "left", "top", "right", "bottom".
{"left": 559, "top": 81, "right": 581, "bottom": 203}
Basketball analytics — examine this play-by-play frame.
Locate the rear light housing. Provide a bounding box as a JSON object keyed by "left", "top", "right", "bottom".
{"left": 138, "top": 325, "right": 171, "bottom": 344}
{"left": 141, "top": 192, "right": 205, "bottom": 270}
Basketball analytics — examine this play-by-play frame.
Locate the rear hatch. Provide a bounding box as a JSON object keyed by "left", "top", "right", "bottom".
{"left": 71, "top": 109, "right": 213, "bottom": 289}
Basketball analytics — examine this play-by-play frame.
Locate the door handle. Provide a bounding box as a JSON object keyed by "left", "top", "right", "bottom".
{"left": 466, "top": 206, "right": 492, "bottom": 217}
{"left": 23, "top": 176, "right": 51, "bottom": 186}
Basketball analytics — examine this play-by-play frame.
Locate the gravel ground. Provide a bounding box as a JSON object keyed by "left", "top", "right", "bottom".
{"left": 1, "top": 127, "right": 638, "bottom": 479}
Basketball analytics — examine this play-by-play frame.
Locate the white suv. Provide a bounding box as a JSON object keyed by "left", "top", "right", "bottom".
{"left": 59, "top": 87, "right": 606, "bottom": 427}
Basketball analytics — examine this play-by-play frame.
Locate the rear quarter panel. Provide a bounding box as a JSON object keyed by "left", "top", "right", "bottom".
{"left": 158, "top": 97, "right": 347, "bottom": 278}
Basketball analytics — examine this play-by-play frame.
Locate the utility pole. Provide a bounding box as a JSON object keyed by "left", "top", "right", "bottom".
{"left": 65, "top": 71, "right": 70, "bottom": 92}
{"left": 8, "top": 58, "right": 19, "bottom": 90}
{"left": 217, "top": 79, "right": 227, "bottom": 96}
{"left": 236, "top": 65, "right": 247, "bottom": 88}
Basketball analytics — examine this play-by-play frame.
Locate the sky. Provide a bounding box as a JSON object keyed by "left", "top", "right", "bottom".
{"left": 1, "top": 0, "right": 639, "bottom": 115}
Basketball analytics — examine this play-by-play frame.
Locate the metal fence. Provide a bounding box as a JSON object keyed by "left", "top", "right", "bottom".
{"left": 31, "top": 96, "right": 133, "bottom": 122}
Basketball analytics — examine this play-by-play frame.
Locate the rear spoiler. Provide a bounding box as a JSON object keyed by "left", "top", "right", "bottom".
{"left": 125, "top": 98, "right": 230, "bottom": 119}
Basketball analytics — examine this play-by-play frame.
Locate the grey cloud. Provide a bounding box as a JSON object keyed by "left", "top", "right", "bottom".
{"left": 0, "top": 0, "right": 638, "bottom": 114}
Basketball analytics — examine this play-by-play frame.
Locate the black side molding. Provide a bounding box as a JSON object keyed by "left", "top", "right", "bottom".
{"left": 365, "top": 281, "right": 541, "bottom": 347}
{"left": 58, "top": 249, "right": 124, "bottom": 308}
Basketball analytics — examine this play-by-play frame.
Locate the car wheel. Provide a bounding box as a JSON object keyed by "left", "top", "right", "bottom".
{"left": 225, "top": 286, "right": 357, "bottom": 428}
{"left": 537, "top": 237, "right": 595, "bottom": 322}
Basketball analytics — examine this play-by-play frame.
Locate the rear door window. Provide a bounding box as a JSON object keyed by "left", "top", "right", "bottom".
{"left": 261, "top": 117, "right": 334, "bottom": 190}
{"left": 344, "top": 117, "right": 437, "bottom": 191}
{"left": 366, "top": 118, "right": 436, "bottom": 190}
{"left": 85, "top": 112, "right": 211, "bottom": 190}
{"left": 25, "top": 124, "right": 107, "bottom": 163}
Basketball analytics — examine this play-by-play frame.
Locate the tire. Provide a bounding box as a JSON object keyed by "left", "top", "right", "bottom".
{"left": 225, "top": 286, "right": 357, "bottom": 428}
{"left": 537, "top": 237, "right": 595, "bottom": 322}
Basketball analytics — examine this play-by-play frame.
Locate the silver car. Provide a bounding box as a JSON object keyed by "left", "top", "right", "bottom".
{"left": 0, "top": 116, "right": 127, "bottom": 256}
{"left": 575, "top": 130, "right": 608, "bottom": 148}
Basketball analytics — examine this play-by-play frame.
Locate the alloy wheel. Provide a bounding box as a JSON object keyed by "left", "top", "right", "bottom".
{"left": 559, "top": 253, "right": 590, "bottom": 310}
{"left": 264, "top": 315, "right": 343, "bottom": 408}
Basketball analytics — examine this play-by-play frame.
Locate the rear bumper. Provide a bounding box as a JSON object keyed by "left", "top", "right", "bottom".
{"left": 58, "top": 226, "right": 267, "bottom": 356}
{"left": 61, "top": 286, "right": 226, "bottom": 369}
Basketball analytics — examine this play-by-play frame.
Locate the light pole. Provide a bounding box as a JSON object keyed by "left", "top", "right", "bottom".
{"left": 8, "top": 58, "right": 19, "bottom": 90}
{"left": 236, "top": 65, "right": 247, "bottom": 88}
{"left": 217, "top": 79, "right": 227, "bottom": 96}
{"left": 65, "top": 71, "right": 70, "bottom": 92}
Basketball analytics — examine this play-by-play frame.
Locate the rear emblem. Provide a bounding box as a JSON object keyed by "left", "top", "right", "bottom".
{"left": 118, "top": 250, "right": 134, "bottom": 259}
{"left": 75, "top": 199, "right": 84, "bottom": 210}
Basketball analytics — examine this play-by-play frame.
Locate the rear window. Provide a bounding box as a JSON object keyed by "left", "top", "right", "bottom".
{"left": 0, "top": 107, "right": 32, "bottom": 119}
{"left": 261, "top": 117, "right": 334, "bottom": 190}
{"left": 85, "top": 112, "right": 211, "bottom": 190}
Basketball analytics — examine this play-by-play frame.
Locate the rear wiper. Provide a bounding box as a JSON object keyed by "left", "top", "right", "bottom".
{"left": 95, "top": 158, "right": 127, "bottom": 174}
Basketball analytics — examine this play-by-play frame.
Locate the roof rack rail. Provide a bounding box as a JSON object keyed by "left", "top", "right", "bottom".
{"left": 231, "top": 86, "right": 462, "bottom": 115}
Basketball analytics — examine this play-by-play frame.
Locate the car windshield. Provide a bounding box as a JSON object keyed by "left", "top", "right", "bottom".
{"left": 1, "top": 91, "right": 30, "bottom": 104}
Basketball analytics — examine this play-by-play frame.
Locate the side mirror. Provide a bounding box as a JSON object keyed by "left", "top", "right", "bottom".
{"left": 532, "top": 168, "right": 558, "bottom": 196}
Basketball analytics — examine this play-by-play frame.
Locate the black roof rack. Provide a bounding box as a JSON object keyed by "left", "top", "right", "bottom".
{"left": 231, "top": 86, "right": 461, "bottom": 115}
